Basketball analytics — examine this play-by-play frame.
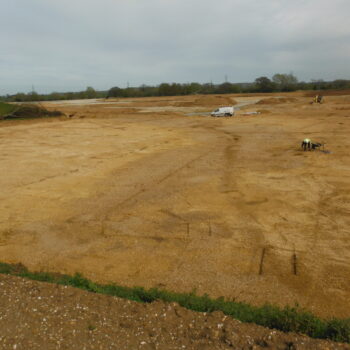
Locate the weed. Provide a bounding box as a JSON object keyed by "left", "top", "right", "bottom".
{"left": 0, "top": 261, "right": 349, "bottom": 343}
{"left": 87, "top": 324, "right": 96, "bottom": 331}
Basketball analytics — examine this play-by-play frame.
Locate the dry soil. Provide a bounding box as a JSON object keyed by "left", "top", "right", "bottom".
{"left": 0, "top": 93, "right": 349, "bottom": 319}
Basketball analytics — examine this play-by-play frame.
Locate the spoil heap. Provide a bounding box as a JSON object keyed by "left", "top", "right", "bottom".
{"left": 0, "top": 102, "right": 63, "bottom": 120}
{"left": 175, "top": 95, "right": 237, "bottom": 107}
{"left": 256, "top": 97, "right": 297, "bottom": 105}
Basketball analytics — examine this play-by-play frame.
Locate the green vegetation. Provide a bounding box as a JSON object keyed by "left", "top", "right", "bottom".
{"left": 0, "top": 102, "right": 17, "bottom": 117}
{"left": 0, "top": 262, "right": 349, "bottom": 343}
{"left": 2, "top": 75, "right": 350, "bottom": 102}
{"left": 87, "top": 324, "right": 96, "bottom": 331}
{"left": 0, "top": 103, "right": 63, "bottom": 121}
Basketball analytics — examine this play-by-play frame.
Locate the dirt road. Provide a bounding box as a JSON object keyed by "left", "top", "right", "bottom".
{"left": 0, "top": 93, "right": 349, "bottom": 318}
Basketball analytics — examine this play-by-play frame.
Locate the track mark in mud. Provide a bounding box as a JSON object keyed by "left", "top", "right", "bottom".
{"left": 103, "top": 153, "right": 207, "bottom": 219}
{"left": 98, "top": 152, "right": 208, "bottom": 219}
{"left": 245, "top": 198, "right": 268, "bottom": 205}
{"left": 221, "top": 189, "right": 239, "bottom": 194}
{"left": 292, "top": 250, "right": 298, "bottom": 275}
{"left": 259, "top": 247, "right": 267, "bottom": 275}
{"left": 103, "top": 231, "right": 185, "bottom": 242}
{"left": 9, "top": 168, "right": 80, "bottom": 190}
{"left": 160, "top": 209, "right": 186, "bottom": 222}
{"left": 223, "top": 144, "right": 237, "bottom": 188}
{"left": 100, "top": 221, "right": 105, "bottom": 236}
{"left": 156, "top": 153, "right": 206, "bottom": 185}
{"left": 159, "top": 209, "right": 191, "bottom": 238}
{"left": 110, "top": 188, "right": 147, "bottom": 211}
{"left": 148, "top": 236, "right": 165, "bottom": 243}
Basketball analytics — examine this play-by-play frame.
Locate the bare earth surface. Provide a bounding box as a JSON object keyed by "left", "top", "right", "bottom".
{"left": 0, "top": 93, "right": 349, "bottom": 320}
{"left": 0, "top": 274, "right": 349, "bottom": 350}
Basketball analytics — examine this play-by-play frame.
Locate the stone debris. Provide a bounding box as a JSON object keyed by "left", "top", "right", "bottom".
{"left": 0, "top": 274, "right": 349, "bottom": 350}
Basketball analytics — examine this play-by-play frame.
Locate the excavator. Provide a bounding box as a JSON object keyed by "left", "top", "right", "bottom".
{"left": 312, "top": 95, "right": 324, "bottom": 104}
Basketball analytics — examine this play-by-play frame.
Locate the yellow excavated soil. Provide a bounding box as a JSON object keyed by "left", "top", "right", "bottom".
{"left": 0, "top": 93, "right": 349, "bottom": 318}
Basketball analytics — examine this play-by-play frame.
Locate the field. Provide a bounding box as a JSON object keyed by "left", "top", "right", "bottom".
{"left": 0, "top": 92, "right": 349, "bottom": 319}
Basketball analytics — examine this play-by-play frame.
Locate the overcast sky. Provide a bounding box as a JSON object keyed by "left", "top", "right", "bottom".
{"left": 1, "top": 0, "right": 350, "bottom": 94}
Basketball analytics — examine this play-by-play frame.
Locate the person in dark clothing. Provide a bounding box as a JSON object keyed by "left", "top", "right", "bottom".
{"left": 301, "top": 138, "right": 311, "bottom": 151}
{"left": 301, "top": 139, "right": 322, "bottom": 151}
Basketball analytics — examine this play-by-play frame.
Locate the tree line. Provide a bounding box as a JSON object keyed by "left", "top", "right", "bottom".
{"left": 2, "top": 74, "right": 350, "bottom": 102}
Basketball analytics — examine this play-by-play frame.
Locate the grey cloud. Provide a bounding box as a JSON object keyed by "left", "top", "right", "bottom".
{"left": 0, "top": 0, "right": 349, "bottom": 94}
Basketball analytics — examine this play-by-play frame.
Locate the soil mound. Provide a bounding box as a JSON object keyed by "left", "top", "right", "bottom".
{"left": 256, "top": 109, "right": 270, "bottom": 114}
{"left": 1, "top": 104, "right": 63, "bottom": 120}
{"left": 256, "top": 97, "right": 297, "bottom": 105}
{"left": 175, "top": 95, "right": 237, "bottom": 107}
{"left": 122, "top": 101, "right": 174, "bottom": 107}
{"left": 336, "top": 107, "right": 350, "bottom": 110}
{"left": 0, "top": 274, "right": 348, "bottom": 350}
{"left": 304, "top": 89, "right": 350, "bottom": 97}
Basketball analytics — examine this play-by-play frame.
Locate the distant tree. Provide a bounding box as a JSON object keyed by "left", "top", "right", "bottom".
{"left": 138, "top": 85, "right": 158, "bottom": 97}
{"left": 28, "top": 91, "right": 41, "bottom": 101}
{"left": 254, "top": 77, "right": 276, "bottom": 92}
{"left": 158, "top": 83, "right": 172, "bottom": 96}
{"left": 199, "top": 83, "right": 215, "bottom": 94}
{"left": 332, "top": 79, "right": 350, "bottom": 89}
{"left": 4, "top": 77, "right": 350, "bottom": 103}
{"left": 13, "top": 93, "right": 27, "bottom": 102}
{"left": 48, "top": 92, "right": 65, "bottom": 101}
{"left": 124, "top": 87, "right": 140, "bottom": 98}
{"left": 187, "top": 82, "right": 202, "bottom": 94}
{"left": 216, "top": 82, "right": 241, "bottom": 94}
{"left": 272, "top": 73, "right": 298, "bottom": 91}
{"left": 107, "top": 86, "right": 123, "bottom": 98}
{"left": 85, "top": 86, "right": 97, "bottom": 99}
{"left": 310, "top": 79, "right": 326, "bottom": 90}
{"left": 139, "top": 84, "right": 148, "bottom": 94}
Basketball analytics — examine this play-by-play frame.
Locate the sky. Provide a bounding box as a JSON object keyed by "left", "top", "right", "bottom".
{"left": 1, "top": 0, "right": 350, "bottom": 94}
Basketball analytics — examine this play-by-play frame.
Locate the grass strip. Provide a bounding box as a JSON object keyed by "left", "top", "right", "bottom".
{"left": 0, "top": 262, "right": 349, "bottom": 343}
{"left": 0, "top": 102, "right": 17, "bottom": 117}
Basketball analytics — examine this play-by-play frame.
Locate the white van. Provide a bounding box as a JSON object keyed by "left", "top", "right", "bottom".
{"left": 211, "top": 106, "right": 234, "bottom": 117}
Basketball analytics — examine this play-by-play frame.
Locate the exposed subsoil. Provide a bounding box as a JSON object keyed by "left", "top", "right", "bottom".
{"left": 303, "top": 89, "right": 350, "bottom": 97}
{"left": 0, "top": 274, "right": 348, "bottom": 350}
{"left": 174, "top": 95, "right": 237, "bottom": 107}
{"left": 255, "top": 97, "right": 297, "bottom": 105}
{"left": 0, "top": 93, "right": 349, "bottom": 320}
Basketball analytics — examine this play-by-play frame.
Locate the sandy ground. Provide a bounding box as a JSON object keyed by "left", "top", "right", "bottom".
{"left": 1, "top": 274, "right": 349, "bottom": 350}
{"left": 0, "top": 93, "right": 349, "bottom": 319}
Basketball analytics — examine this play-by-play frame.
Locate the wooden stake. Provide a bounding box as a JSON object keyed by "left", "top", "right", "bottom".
{"left": 259, "top": 247, "right": 266, "bottom": 275}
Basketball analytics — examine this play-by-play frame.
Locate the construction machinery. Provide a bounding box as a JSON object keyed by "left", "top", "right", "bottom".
{"left": 312, "top": 95, "right": 324, "bottom": 104}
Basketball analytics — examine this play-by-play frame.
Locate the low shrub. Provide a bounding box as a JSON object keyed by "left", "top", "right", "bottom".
{"left": 0, "top": 102, "right": 17, "bottom": 117}
{"left": 0, "top": 103, "right": 63, "bottom": 120}
{"left": 0, "top": 261, "right": 349, "bottom": 343}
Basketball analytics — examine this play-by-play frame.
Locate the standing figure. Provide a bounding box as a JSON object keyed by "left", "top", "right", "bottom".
{"left": 301, "top": 138, "right": 311, "bottom": 151}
